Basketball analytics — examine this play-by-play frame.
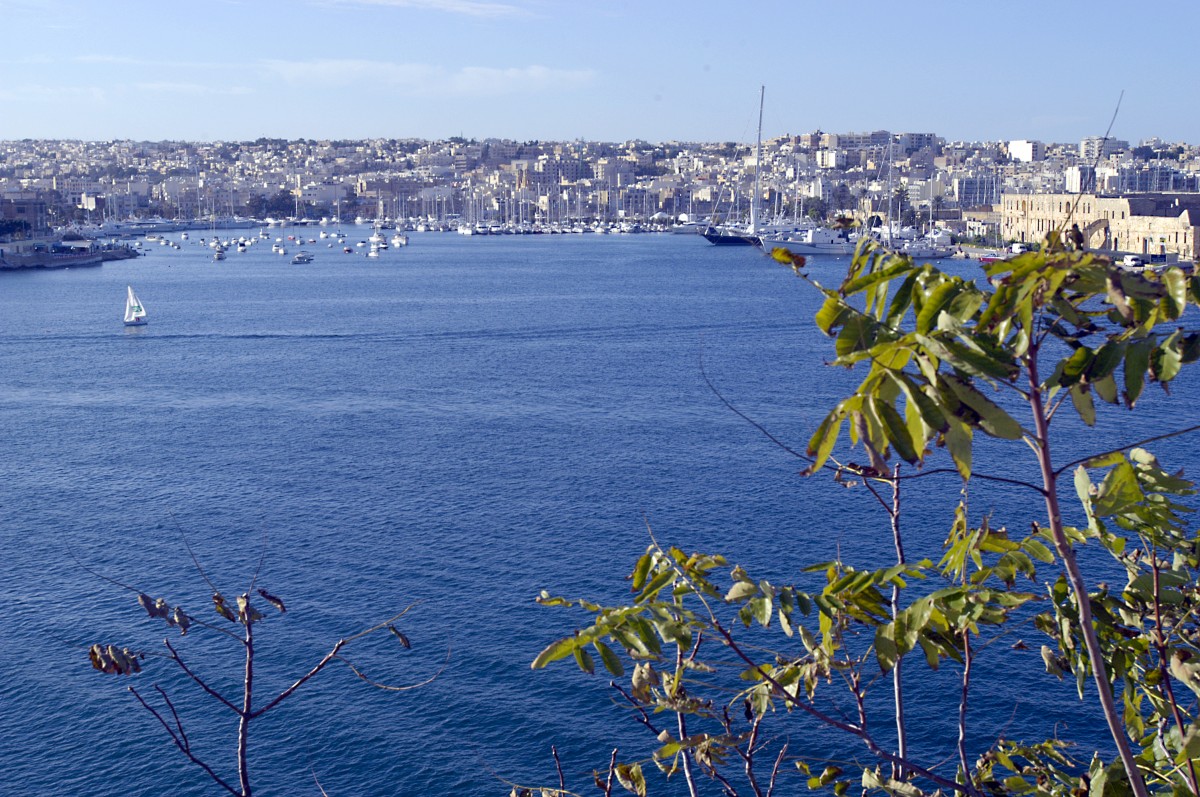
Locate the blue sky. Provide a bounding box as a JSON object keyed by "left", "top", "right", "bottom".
{"left": 0, "top": 0, "right": 1191, "bottom": 145}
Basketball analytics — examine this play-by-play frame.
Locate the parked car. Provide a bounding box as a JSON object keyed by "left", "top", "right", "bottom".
{"left": 1122, "top": 254, "right": 1147, "bottom": 268}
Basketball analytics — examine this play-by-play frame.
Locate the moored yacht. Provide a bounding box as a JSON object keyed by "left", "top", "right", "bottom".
{"left": 756, "top": 226, "right": 856, "bottom": 257}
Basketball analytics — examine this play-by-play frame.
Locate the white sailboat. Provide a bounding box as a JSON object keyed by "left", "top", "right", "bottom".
{"left": 123, "top": 285, "right": 147, "bottom": 326}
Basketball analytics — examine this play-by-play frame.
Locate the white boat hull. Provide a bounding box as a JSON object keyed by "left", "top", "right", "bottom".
{"left": 757, "top": 235, "right": 855, "bottom": 257}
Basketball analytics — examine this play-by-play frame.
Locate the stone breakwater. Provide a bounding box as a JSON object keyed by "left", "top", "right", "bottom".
{"left": 0, "top": 244, "right": 138, "bottom": 270}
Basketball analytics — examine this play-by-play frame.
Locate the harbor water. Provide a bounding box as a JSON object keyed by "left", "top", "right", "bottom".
{"left": 1, "top": 232, "right": 1196, "bottom": 795}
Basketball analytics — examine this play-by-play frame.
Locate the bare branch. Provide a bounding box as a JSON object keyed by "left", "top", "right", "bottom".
{"left": 888, "top": 466, "right": 908, "bottom": 780}
{"left": 766, "top": 742, "right": 788, "bottom": 797}
{"left": 247, "top": 528, "right": 269, "bottom": 594}
{"left": 892, "top": 466, "right": 1046, "bottom": 494}
{"left": 860, "top": 474, "right": 893, "bottom": 515}
{"left": 237, "top": 619, "right": 253, "bottom": 796}
{"left": 552, "top": 745, "right": 566, "bottom": 793}
{"left": 251, "top": 640, "right": 345, "bottom": 719}
{"left": 1150, "top": 555, "right": 1200, "bottom": 796}
{"left": 335, "top": 644, "right": 450, "bottom": 692}
{"left": 609, "top": 682, "right": 663, "bottom": 736}
{"left": 311, "top": 761, "right": 331, "bottom": 797}
{"left": 1053, "top": 423, "right": 1200, "bottom": 478}
{"left": 740, "top": 708, "right": 766, "bottom": 797}
{"left": 1024, "top": 343, "right": 1150, "bottom": 797}
{"left": 129, "top": 685, "right": 240, "bottom": 796}
{"left": 154, "top": 684, "right": 190, "bottom": 753}
{"left": 174, "top": 513, "right": 221, "bottom": 596}
{"left": 163, "top": 638, "right": 240, "bottom": 713}
{"left": 957, "top": 630, "right": 974, "bottom": 793}
{"left": 343, "top": 603, "right": 422, "bottom": 643}
{"left": 681, "top": 681, "right": 700, "bottom": 797}
{"left": 251, "top": 604, "right": 423, "bottom": 717}
{"left": 64, "top": 547, "right": 141, "bottom": 594}
{"left": 699, "top": 347, "right": 810, "bottom": 462}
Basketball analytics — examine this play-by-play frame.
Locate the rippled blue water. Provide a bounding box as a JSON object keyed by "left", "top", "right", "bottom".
{"left": 1, "top": 232, "right": 1196, "bottom": 795}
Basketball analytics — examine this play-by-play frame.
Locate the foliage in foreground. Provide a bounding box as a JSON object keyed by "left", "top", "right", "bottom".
{"left": 531, "top": 242, "right": 1200, "bottom": 797}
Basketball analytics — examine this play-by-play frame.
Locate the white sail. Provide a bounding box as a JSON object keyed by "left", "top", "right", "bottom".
{"left": 124, "top": 285, "right": 147, "bottom": 326}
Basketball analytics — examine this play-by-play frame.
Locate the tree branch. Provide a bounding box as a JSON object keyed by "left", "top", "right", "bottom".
{"left": 250, "top": 640, "right": 345, "bottom": 719}
{"left": 1052, "top": 423, "right": 1200, "bottom": 478}
{"left": 610, "top": 682, "right": 663, "bottom": 737}
{"left": 888, "top": 467, "right": 908, "bottom": 780}
{"left": 1024, "top": 343, "right": 1150, "bottom": 797}
{"left": 163, "top": 638, "right": 240, "bottom": 713}
{"left": 709, "top": 617, "right": 974, "bottom": 796}
{"left": 129, "top": 685, "right": 240, "bottom": 796}
{"left": 957, "top": 629, "right": 973, "bottom": 791}
{"left": 674, "top": 646, "right": 700, "bottom": 797}
{"left": 335, "top": 645, "right": 449, "bottom": 692}
{"left": 766, "top": 742, "right": 788, "bottom": 797}
{"left": 237, "top": 617, "right": 253, "bottom": 796}
{"left": 552, "top": 744, "right": 566, "bottom": 793}
{"left": 1150, "top": 551, "right": 1200, "bottom": 796}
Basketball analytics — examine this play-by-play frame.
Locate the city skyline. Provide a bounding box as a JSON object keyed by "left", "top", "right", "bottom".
{"left": 0, "top": 0, "right": 1192, "bottom": 146}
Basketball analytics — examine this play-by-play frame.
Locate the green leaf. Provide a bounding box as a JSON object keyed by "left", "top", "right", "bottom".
{"left": 815, "top": 295, "right": 848, "bottom": 335}
{"left": 1083, "top": 451, "right": 1125, "bottom": 468}
{"left": 532, "top": 636, "right": 580, "bottom": 669}
{"left": 873, "top": 397, "right": 919, "bottom": 464}
{"left": 1182, "top": 332, "right": 1200, "bottom": 364}
{"left": 636, "top": 569, "right": 675, "bottom": 602}
{"left": 841, "top": 258, "right": 913, "bottom": 297}
{"left": 1093, "top": 373, "right": 1119, "bottom": 405}
{"left": 1161, "top": 267, "right": 1188, "bottom": 319}
{"left": 836, "top": 314, "right": 877, "bottom": 358}
{"left": 594, "top": 640, "right": 624, "bottom": 677}
{"left": 943, "top": 374, "right": 1024, "bottom": 440}
{"left": 884, "top": 272, "right": 918, "bottom": 326}
{"left": 889, "top": 372, "right": 948, "bottom": 433}
{"left": 1069, "top": 383, "right": 1096, "bottom": 426}
{"left": 1059, "top": 346, "right": 1093, "bottom": 386}
{"left": 1123, "top": 338, "right": 1152, "bottom": 408}
{"left": 944, "top": 416, "right": 972, "bottom": 479}
{"left": 806, "top": 412, "right": 844, "bottom": 475}
{"left": 875, "top": 622, "right": 898, "bottom": 672}
{"left": 1022, "top": 538, "right": 1055, "bottom": 564}
{"left": 917, "top": 636, "right": 940, "bottom": 669}
{"left": 751, "top": 595, "right": 772, "bottom": 626}
{"left": 1151, "top": 331, "right": 1183, "bottom": 384}
{"left": 725, "top": 581, "right": 759, "bottom": 602}
{"left": 917, "top": 279, "right": 962, "bottom": 334}
{"left": 1093, "top": 461, "right": 1144, "bottom": 516}
{"left": 1086, "top": 341, "right": 1125, "bottom": 381}
{"left": 630, "top": 550, "right": 653, "bottom": 592}
{"left": 573, "top": 644, "right": 595, "bottom": 675}
{"left": 920, "top": 334, "right": 1018, "bottom": 381}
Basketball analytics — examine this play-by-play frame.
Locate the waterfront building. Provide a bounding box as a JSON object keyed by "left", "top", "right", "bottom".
{"left": 1, "top": 197, "right": 50, "bottom": 236}
{"left": 1000, "top": 192, "right": 1200, "bottom": 259}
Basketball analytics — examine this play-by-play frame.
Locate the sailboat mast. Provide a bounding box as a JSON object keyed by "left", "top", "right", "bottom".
{"left": 751, "top": 85, "right": 764, "bottom": 234}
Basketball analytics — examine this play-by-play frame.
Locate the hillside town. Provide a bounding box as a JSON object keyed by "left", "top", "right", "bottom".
{"left": 2, "top": 132, "right": 1199, "bottom": 263}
